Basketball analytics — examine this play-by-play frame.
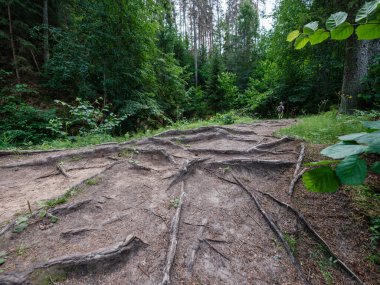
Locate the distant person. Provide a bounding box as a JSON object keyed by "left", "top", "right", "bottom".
{"left": 277, "top": 102, "right": 285, "bottom": 119}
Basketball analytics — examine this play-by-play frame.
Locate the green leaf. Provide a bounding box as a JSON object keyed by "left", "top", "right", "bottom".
{"left": 355, "top": 131, "right": 380, "bottom": 144}
{"left": 336, "top": 155, "right": 367, "bottom": 185}
{"left": 356, "top": 22, "right": 380, "bottom": 40}
{"left": 321, "top": 143, "right": 369, "bottom": 159}
{"left": 330, "top": 22, "right": 354, "bottom": 40}
{"left": 16, "top": 216, "right": 28, "bottom": 224}
{"left": 356, "top": 0, "right": 380, "bottom": 22}
{"left": 368, "top": 141, "right": 380, "bottom": 154}
{"left": 294, "top": 35, "right": 310, "bottom": 49}
{"left": 309, "top": 29, "right": 330, "bottom": 45}
{"left": 13, "top": 222, "right": 28, "bottom": 233}
{"left": 0, "top": 258, "right": 5, "bottom": 265}
{"left": 49, "top": 215, "right": 59, "bottom": 223}
{"left": 338, "top": 132, "right": 367, "bottom": 141}
{"left": 362, "top": 121, "right": 380, "bottom": 130}
{"left": 287, "top": 30, "right": 300, "bottom": 42}
{"left": 38, "top": 209, "right": 47, "bottom": 219}
{"left": 302, "top": 166, "right": 340, "bottom": 193}
{"left": 303, "top": 21, "right": 319, "bottom": 34}
{"left": 326, "top": 12, "right": 348, "bottom": 30}
{"left": 371, "top": 162, "right": 380, "bottom": 174}
{"left": 304, "top": 160, "right": 338, "bottom": 167}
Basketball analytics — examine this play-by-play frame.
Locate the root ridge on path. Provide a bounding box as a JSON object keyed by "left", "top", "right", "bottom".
{"left": 0, "top": 119, "right": 377, "bottom": 285}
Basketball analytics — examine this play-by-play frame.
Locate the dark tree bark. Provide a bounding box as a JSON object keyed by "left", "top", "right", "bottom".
{"left": 43, "top": 0, "right": 50, "bottom": 63}
{"left": 339, "top": 38, "right": 369, "bottom": 114}
{"left": 7, "top": 4, "right": 20, "bottom": 83}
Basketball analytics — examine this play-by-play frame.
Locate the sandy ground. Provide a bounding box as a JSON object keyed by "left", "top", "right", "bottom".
{"left": 0, "top": 120, "right": 378, "bottom": 285}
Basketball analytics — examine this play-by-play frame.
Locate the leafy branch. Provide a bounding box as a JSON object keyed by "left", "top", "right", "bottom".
{"left": 302, "top": 121, "right": 380, "bottom": 193}
{"left": 287, "top": 0, "right": 380, "bottom": 49}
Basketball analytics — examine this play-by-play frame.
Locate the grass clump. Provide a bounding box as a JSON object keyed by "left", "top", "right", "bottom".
{"left": 277, "top": 111, "right": 369, "bottom": 144}
{"left": 39, "top": 187, "right": 83, "bottom": 209}
{"left": 85, "top": 177, "right": 102, "bottom": 186}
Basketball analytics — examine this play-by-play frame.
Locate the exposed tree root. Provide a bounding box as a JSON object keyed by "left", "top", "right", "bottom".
{"left": 61, "top": 227, "right": 98, "bottom": 238}
{"left": 50, "top": 199, "right": 93, "bottom": 216}
{"left": 155, "top": 125, "right": 257, "bottom": 138}
{"left": 289, "top": 143, "right": 305, "bottom": 196}
{"left": 0, "top": 235, "right": 145, "bottom": 285}
{"left": 167, "top": 158, "right": 208, "bottom": 190}
{"left": 136, "top": 137, "right": 186, "bottom": 150}
{"left": 161, "top": 182, "right": 185, "bottom": 285}
{"left": 200, "top": 239, "right": 230, "bottom": 261}
{"left": 208, "top": 158, "right": 295, "bottom": 168}
{"left": 288, "top": 168, "right": 308, "bottom": 196}
{"left": 186, "top": 218, "right": 207, "bottom": 277}
{"left": 57, "top": 163, "right": 71, "bottom": 178}
{"left": 128, "top": 161, "right": 154, "bottom": 171}
{"left": 253, "top": 137, "right": 292, "bottom": 149}
{"left": 258, "top": 190, "right": 365, "bottom": 285}
{"left": 189, "top": 146, "right": 292, "bottom": 156}
{"left": 232, "top": 175, "right": 311, "bottom": 285}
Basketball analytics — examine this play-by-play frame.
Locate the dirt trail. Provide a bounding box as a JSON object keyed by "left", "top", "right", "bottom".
{"left": 0, "top": 120, "right": 378, "bottom": 285}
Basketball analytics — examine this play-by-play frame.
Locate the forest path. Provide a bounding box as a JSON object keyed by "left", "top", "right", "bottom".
{"left": 0, "top": 120, "right": 377, "bottom": 285}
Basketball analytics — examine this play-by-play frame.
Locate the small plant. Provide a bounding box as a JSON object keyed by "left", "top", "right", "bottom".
{"left": 15, "top": 244, "right": 28, "bottom": 256}
{"left": 170, "top": 197, "right": 180, "bottom": 209}
{"left": 219, "top": 166, "right": 231, "bottom": 174}
{"left": 283, "top": 233, "right": 297, "bottom": 254}
{"left": 309, "top": 245, "right": 337, "bottom": 285}
{"left": 13, "top": 216, "right": 29, "bottom": 233}
{"left": 302, "top": 120, "right": 380, "bottom": 193}
{"left": 0, "top": 251, "right": 8, "bottom": 267}
{"left": 85, "top": 177, "right": 102, "bottom": 186}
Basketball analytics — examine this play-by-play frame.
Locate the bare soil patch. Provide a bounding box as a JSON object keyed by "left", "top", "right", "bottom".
{"left": 0, "top": 120, "right": 378, "bottom": 285}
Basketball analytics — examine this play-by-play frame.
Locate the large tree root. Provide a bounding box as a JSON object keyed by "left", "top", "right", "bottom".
{"left": 161, "top": 182, "right": 185, "bottom": 285}
{"left": 288, "top": 168, "right": 308, "bottom": 196}
{"left": 136, "top": 137, "right": 186, "bottom": 150}
{"left": 155, "top": 125, "right": 257, "bottom": 138}
{"left": 232, "top": 175, "right": 311, "bottom": 285}
{"left": 0, "top": 235, "right": 145, "bottom": 285}
{"left": 186, "top": 218, "right": 207, "bottom": 278}
{"left": 257, "top": 190, "right": 366, "bottom": 285}
{"left": 251, "top": 137, "right": 292, "bottom": 150}
{"left": 289, "top": 143, "right": 305, "bottom": 196}
{"left": 207, "top": 158, "right": 295, "bottom": 168}
{"left": 167, "top": 158, "right": 208, "bottom": 190}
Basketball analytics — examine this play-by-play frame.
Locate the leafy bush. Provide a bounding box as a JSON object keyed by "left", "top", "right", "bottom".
{"left": 51, "top": 98, "right": 128, "bottom": 136}
{"left": 213, "top": 111, "right": 240, "bottom": 125}
{"left": 302, "top": 120, "right": 380, "bottom": 193}
{"left": 0, "top": 96, "right": 56, "bottom": 147}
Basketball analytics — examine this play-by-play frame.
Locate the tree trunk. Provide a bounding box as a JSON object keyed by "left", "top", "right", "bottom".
{"left": 43, "top": 0, "right": 50, "bottom": 63}
{"left": 339, "top": 37, "right": 369, "bottom": 114}
{"left": 193, "top": 3, "right": 198, "bottom": 88}
{"left": 7, "top": 4, "right": 20, "bottom": 83}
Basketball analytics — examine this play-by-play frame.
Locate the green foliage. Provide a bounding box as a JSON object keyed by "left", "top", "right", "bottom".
{"left": 13, "top": 216, "right": 29, "bottom": 233}
{"left": 287, "top": 1, "right": 380, "bottom": 48}
{"left": 277, "top": 111, "right": 368, "bottom": 144}
{"left": 302, "top": 166, "right": 340, "bottom": 193}
{"left": 0, "top": 93, "right": 56, "bottom": 147}
{"left": 52, "top": 98, "right": 127, "bottom": 136}
{"left": 301, "top": 120, "right": 380, "bottom": 193}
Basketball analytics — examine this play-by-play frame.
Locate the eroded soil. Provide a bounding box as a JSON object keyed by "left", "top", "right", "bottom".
{"left": 0, "top": 120, "right": 378, "bottom": 285}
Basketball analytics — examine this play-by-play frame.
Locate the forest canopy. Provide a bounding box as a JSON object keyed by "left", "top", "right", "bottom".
{"left": 0, "top": 0, "right": 379, "bottom": 147}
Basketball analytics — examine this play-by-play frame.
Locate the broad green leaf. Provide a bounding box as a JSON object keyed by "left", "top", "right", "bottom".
{"left": 294, "top": 35, "right": 310, "bottom": 49}
{"left": 338, "top": 132, "right": 367, "bottom": 141}
{"left": 355, "top": 131, "right": 380, "bottom": 144}
{"left": 336, "top": 155, "right": 367, "bottom": 185}
{"left": 309, "top": 29, "right": 330, "bottom": 45}
{"left": 356, "top": 0, "right": 380, "bottom": 22}
{"left": 326, "top": 12, "right": 348, "bottom": 30}
{"left": 302, "top": 166, "right": 340, "bottom": 193}
{"left": 304, "top": 160, "right": 338, "bottom": 167}
{"left": 371, "top": 162, "right": 380, "bottom": 174}
{"left": 287, "top": 30, "right": 300, "bottom": 42}
{"left": 16, "top": 216, "right": 28, "bottom": 224}
{"left": 321, "top": 143, "right": 369, "bottom": 159}
{"left": 356, "top": 22, "right": 380, "bottom": 40}
{"left": 0, "top": 258, "right": 5, "bottom": 265}
{"left": 362, "top": 120, "right": 380, "bottom": 130}
{"left": 330, "top": 22, "right": 354, "bottom": 40}
{"left": 368, "top": 140, "right": 380, "bottom": 153}
{"left": 304, "top": 21, "right": 319, "bottom": 34}
{"left": 13, "top": 222, "right": 28, "bottom": 233}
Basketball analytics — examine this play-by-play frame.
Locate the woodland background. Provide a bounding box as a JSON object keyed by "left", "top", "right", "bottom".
{"left": 0, "top": 0, "right": 379, "bottom": 147}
